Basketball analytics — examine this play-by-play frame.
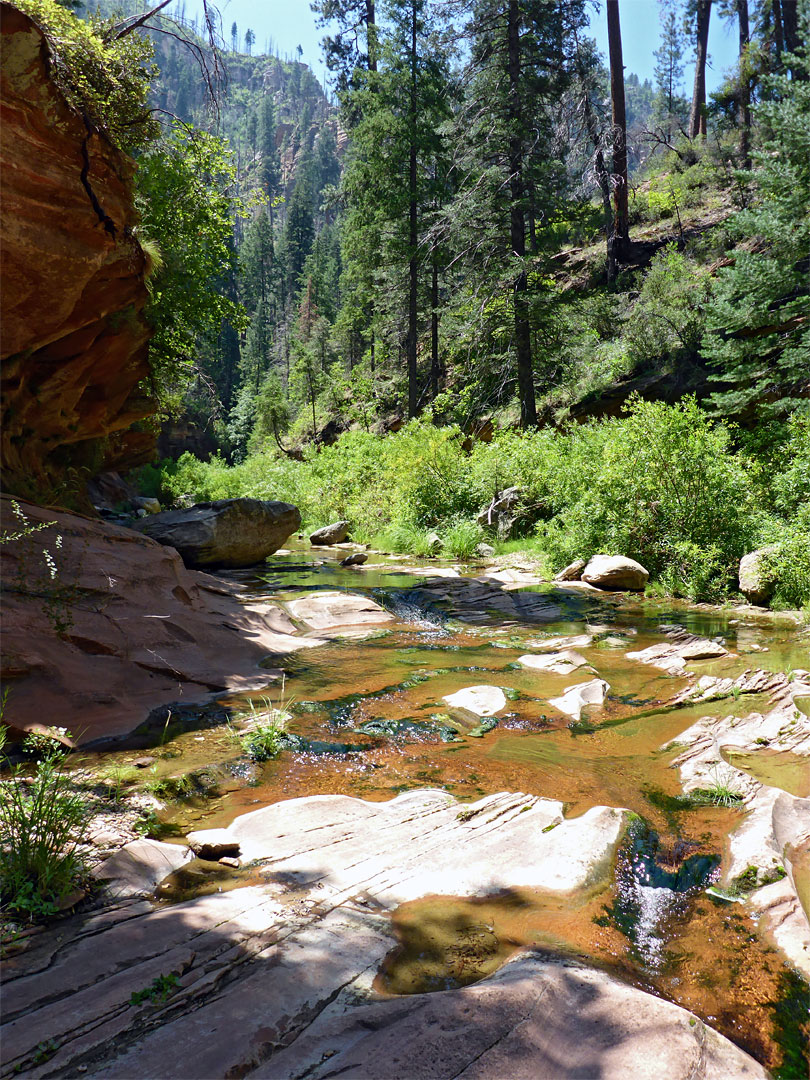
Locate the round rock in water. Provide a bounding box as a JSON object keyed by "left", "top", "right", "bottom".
{"left": 443, "top": 685, "right": 507, "bottom": 717}
{"left": 310, "top": 520, "right": 351, "bottom": 545}
{"left": 582, "top": 554, "right": 649, "bottom": 591}
{"left": 135, "top": 498, "right": 301, "bottom": 568}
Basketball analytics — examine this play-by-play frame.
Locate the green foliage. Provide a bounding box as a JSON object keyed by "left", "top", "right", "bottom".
{"left": 0, "top": 753, "right": 88, "bottom": 919}
{"left": 130, "top": 972, "right": 181, "bottom": 1006}
{"left": 443, "top": 520, "right": 485, "bottom": 560}
{"left": 703, "top": 61, "right": 810, "bottom": 418}
{"left": 762, "top": 525, "right": 810, "bottom": 610}
{"left": 135, "top": 121, "right": 250, "bottom": 409}
{"left": 14, "top": 0, "right": 158, "bottom": 152}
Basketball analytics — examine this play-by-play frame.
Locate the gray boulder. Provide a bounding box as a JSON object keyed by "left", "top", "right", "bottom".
{"left": 426, "top": 530, "right": 444, "bottom": 554}
{"left": 554, "top": 558, "right": 586, "bottom": 582}
{"left": 310, "top": 520, "right": 351, "bottom": 545}
{"left": 135, "top": 498, "right": 301, "bottom": 568}
{"left": 340, "top": 552, "right": 368, "bottom": 567}
{"left": 739, "top": 546, "right": 778, "bottom": 605}
{"left": 582, "top": 554, "right": 649, "bottom": 591}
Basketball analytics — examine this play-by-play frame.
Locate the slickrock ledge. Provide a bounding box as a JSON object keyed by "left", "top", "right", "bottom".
{"left": 1, "top": 789, "right": 763, "bottom": 1079}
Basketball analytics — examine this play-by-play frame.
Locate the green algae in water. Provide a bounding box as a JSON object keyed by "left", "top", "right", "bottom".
{"left": 770, "top": 969, "right": 810, "bottom": 1080}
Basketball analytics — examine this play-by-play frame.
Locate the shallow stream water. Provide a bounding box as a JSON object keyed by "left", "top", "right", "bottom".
{"left": 73, "top": 543, "right": 810, "bottom": 1074}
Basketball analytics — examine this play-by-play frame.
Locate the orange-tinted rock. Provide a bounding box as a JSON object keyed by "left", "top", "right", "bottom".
{"left": 0, "top": 4, "right": 154, "bottom": 502}
{"left": 0, "top": 496, "right": 321, "bottom": 745}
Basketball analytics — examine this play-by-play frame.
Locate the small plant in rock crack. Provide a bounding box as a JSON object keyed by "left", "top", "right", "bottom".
{"left": 691, "top": 769, "right": 745, "bottom": 808}
{"left": 130, "top": 972, "right": 181, "bottom": 1006}
{"left": 231, "top": 680, "right": 295, "bottom": 762}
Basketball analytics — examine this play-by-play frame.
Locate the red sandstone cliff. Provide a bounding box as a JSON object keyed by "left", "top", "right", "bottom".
{"left": 0, "top": 2, "right": 155, "bottom": 503}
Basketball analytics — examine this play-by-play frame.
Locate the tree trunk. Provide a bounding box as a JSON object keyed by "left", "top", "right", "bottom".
{"left": 430, "top": 258, "right": 439, "bottom": 400}
{"left": 772, "top": 0, "right": 784, "bottom": 64}
{"left": 366, "top": 0, "right": 377, "bottom": 72}
{"left": 606, "top": 0, "right": 629, "bottom": 276}
{"left": 738, "top": 0, "right": 751, "bottom": 167}
{"left": 689, "top": 0, "right": 712, "bottom": 137}
{"left": 507, "top": 0, "right": 536, "bottom": 428}
{"left": 406, "top": 0, "right": 419, "bottom": 418}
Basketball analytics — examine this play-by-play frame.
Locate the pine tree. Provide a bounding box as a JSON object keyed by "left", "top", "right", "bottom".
{"left": 446, "top": 0, "right": 586, "bottom": 426}
{"left": 653, "top": 0, "right": 687, "bottom": 133}
{"left": 257, "top": 95, "right": 280, "bottom": 208}
{"left": 703, "top": 60, "right": 810, "bottom": 416}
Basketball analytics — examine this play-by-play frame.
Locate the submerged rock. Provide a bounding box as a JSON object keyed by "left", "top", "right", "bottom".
{"left": 443, "top": 685, "right": 507, "bottom": 716}
{"left": 135, "top": 498, "right": 301, "bottom": 568}
{"left": 340, "top": 552, "right": 368, "bottom": 567}
{"left": 549, "top": 678, "right": 610, "bottom": 722}
{"left": 285, "top": 590, "right": 395, "bottom": 634}
{"left": 518, "top": 650, "right": 593, "bottom": 675}
{"left": 582, "top": 555, "right": 649, "bottom": 591}
{"left": 310, "top": 520, "right": 350, "bottom": 545}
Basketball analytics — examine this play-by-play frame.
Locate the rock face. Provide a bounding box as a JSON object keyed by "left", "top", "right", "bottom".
{"left": 0, "top": 496, "right": 325, "bottom": 744}
{"left": 309, "top": 519, "right": 350, "bottom": 545}
{"left": 135, "top": 498, "right": 301, "bottom": 568}
{"left": 0, "top": 790, "right": 765, "bottom": 1080}
{"left": 582, "top": 555, "right": 649, "bottom": 591}
{"left": 739, "top": 546, "right": 778, "bottom": 605}
{"left": 554, "top": 558, "right": 586, "bottom": 582}
{"left": 0, "top": 5, "right": 154, "bottom": 501}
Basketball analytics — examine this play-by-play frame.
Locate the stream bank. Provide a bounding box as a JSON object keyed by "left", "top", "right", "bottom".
{"left": 1, "top": 536, "right": 809, "bottom": 1078}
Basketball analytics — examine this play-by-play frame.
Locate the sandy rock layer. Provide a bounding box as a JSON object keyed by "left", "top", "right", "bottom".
{"left": 0, "top": 5, "right": 154, "bottom": 497}
{"left": 0, "top": 790, "right": 764, "bottom": 1080}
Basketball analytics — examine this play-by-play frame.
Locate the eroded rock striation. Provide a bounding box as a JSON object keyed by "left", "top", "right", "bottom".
{"left": 0, "top": 4, "right": 155, "bottom": 500}
{"left": 0, "top": 790, "right": 766, "bottom": 1080}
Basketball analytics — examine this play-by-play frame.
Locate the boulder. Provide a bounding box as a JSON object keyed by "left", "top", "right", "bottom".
{"left": 549, "top": 678, "right": 610, "bottom": 722}
{"left": 135, "top": 498, "right": 301, "bottom": 568}
{"left": 426, "top": 530, "right": 444, "bottom": 554}
{"left": 132, "top": 496, "right": 160, "bottom": 515}
{"left": 518, "top": 650, "right": 592, "bottom": 675}
{"left": 340, "top": 552, "right": 368, "bottom": 567}
{"left": 186, "top": 828, "right": 240, "bottom": 861}
{"left": 476, "top": 542, "right": 496, "bottom": 558}
{"left": 443, "top": 685, "right": 507, "bottom": 716}
{"left": 92, "top": 839, "right": 191, "bottom": 899}
{"left": 582, "top": 555, "right": 649, "bottom": 591}
{"left": 553, "top": 558, "right": 586, "bottom": 582}
{"left": 310, "top": 520, "right": 350, "bottom": 545}
{"left": 739, "top": 546, "right": 778, "bottom": 605}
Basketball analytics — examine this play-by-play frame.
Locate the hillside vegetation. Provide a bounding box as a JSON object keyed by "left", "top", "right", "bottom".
{"left": 13, "top": 0, "right": 810, "bottom": 606}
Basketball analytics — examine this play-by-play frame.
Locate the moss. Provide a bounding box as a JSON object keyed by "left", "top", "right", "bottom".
{"left": 770, "top": 969, "right": 810, "bottom": 1080}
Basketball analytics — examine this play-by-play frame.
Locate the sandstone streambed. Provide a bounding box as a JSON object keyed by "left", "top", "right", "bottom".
{"left": 2, "top": 543, "right": 808, "bottom": 1078}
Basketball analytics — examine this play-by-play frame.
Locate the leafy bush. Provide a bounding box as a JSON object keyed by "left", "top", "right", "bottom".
{"left": 0, "top": 750, "right": 88, "bottom": 919}
{"left": 13, "top": 0, "right": 158, "bottom": 153}
{"left": 762, "top": 526, "right": 810, "bottom": 610}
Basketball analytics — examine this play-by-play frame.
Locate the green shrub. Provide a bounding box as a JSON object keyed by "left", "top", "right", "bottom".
{"left": 443, "top": 520, "right": 485, "bottom": 560}
{"left": 13, "top": 0, "right": 158, "bottom": 154}
{"left": 0, "top": 752, "right": 88, "bottom": 919}
{"left": 762, "top": 526, "right": 810, "bottom": 610}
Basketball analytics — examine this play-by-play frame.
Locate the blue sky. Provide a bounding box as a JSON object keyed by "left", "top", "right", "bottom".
{"left": 188, "top": 0, "right": 740, "bottom": 95}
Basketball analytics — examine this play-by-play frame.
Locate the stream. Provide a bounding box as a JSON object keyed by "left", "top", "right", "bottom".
{"left": 72, "top": 543, "right": 810, "bottom": 1075}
